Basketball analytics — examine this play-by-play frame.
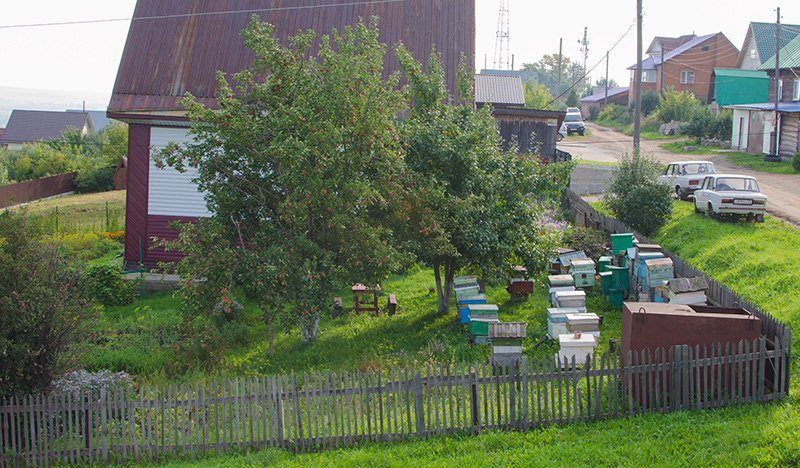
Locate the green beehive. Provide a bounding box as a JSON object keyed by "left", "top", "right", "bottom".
{"left": 608, "top": 265, "right": 629, "bottom": 290}
{"left": 469, "top": 317, "right": 499, "bottom": 336}
{"left": 598, "top": 256, "right": 613, "bottom": 273}
{"left": 611, "top": 233, "right": 634, "bottom": 255}
{"left": 600, "top": 271, "right": 612, "bottom": 296}
{"left": 467, "top": 303, "right": 499, "bottom": 321}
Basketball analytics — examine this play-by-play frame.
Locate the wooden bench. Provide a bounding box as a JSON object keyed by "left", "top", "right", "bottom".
{"left": 352, "top": 283, "right": 380, "bottom": 314}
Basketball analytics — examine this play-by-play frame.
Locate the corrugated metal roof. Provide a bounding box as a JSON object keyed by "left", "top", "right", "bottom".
{"left": 758, "top": 33, "right": 800, "bottom": 70}
{"left": 749, "top": 21, "right": 800, "bottom": 67}
{"left": 109, "top": 0, "right": 475, "bottom": 116}
{"left": 724, "top": 102, "right": 800, "bottom": 112}
{"left": 579, "top": 86, "right": 629, "bottom": 103}
{"left": 629, "top": 33, "right": 717, "bottom": 70}
{"left": 474, "top": 74, "right": 524, "bottom": 106}
{"left": 0, "top": 110, "right": 91, "bottom": 145}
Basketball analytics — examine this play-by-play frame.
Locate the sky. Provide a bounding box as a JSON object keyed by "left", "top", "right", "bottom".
{"left": 1, "top": 1, "right": 798, "bottom": 126}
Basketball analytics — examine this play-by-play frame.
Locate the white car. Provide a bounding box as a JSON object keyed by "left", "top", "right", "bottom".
{"left": 659, "top": 160, "right": 716, "bottom": 201}
{"left": 693, "top": 174, "right": 767, "bottom": 222}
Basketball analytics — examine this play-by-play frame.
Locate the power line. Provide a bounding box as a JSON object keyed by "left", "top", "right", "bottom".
{"left": 0, "top": 0, "right": 406, "bottom": 30}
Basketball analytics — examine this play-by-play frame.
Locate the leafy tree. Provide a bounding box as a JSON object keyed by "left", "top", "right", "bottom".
{"left": 602, "top": 151, "right": 673, "bottom": 236}
{"left": 396, "top": 47, "right": 574, "bottom": 314}
{"left": 0, "top": 210, "right": 98, "bottom": 398}
{"left": 655, "top": 88, "right": 705, "bottom": 124}
{"left": 566, "top": 88, "right": 579, "bottom": 108}
{"left": 100, "top": 121, "right": 128, "bottom": 167}
{"left": 156, "top": 18, "right": 410, "bottom": 350}
{"left": 595, "top": 77, "right": 618, "bottom": 89}
{"left": 641, "top": 90, "right": 660, "bottom": 117}
{"left": 9, "top": 143, "right": 76, "bottom": 182}
{"left": 522, "top": 54, "right": 585, "bottom": 101}
{"left": 522, "top": 81, "right": 555, "bottom": 110}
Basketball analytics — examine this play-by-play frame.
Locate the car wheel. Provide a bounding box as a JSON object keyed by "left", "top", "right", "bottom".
{"left": 557, "top": 134, "right": 563, "bottom": 142}
{"left": 694, "top": 199, "right": 702, "bottom": 214}
{"left": 708, "top": 202, "right": 718, "bottom": 219}
{"left": 756, "top": 214, "right": 765, "bottom": 223}
{"left": 579, "top": 130, "right": 585, "bottom": 136}
{"left": 676, "top": 186, "right": 687, "bottom": 201}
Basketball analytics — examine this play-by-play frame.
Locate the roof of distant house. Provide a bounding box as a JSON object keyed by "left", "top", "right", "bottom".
{"left": 475, "top": 74, "right": 525, "bottom": 106}
{"left": 67, "top": 109, "right": 111, "bottom": 130}
{"left": 646, "top": 35, "right": 697, "bottom": 56}
{"left": 579, "top": 87, "right": 629, "bottom": 103}
{"left": 758, "top": 33, "right": 800, "bottom": 70}
{"left": 725, "top": 101, "right": 800, "bottom": 113}
{"left": 744, "top": 22, "right": 800, "bottom": 67}
{"left": 479, "top": 69, "right": 538, "bottom": 83}
{"left": 0, "top": 110, "right": 92, "bottom": 145}
{"left": 629, "top": 33, "right": 717, "bottom": 70}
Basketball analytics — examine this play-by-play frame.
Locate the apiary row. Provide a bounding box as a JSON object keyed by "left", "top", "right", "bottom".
{"left": 547, "top": 259, "right": 601, "bottom": 365}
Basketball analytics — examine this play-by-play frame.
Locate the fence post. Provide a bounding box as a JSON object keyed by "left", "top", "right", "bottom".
{"left": 470, "top": 363, "right": 480, "bottom": 434}
{"left": 413, "top": 370, "right": 425, "bottom": 437}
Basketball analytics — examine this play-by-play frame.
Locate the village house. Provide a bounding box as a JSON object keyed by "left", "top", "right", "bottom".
{"left": 0, "top": 110, "right": 93, "bottom": 150}
{"left": 107, "top": 0, "right": 476, "bottom": 270}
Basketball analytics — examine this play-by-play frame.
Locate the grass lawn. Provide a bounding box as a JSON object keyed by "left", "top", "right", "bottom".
{"left": 6, "top": 189, "right": 127, "bottom": 233}
{"left": 71, "top": 199, "right": 800, "bottom": 467}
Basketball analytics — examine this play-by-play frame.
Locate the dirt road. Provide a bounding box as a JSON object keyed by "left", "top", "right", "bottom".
{"left": 561, "top": 122, "right": 800, "bottom": 228}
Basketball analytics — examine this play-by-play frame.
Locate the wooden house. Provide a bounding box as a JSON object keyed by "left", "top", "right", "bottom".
{"left": 0, "top": 110, "right": 93, "bottom": 150}
{"left": 107, "top": 0, "right": 475, "bottom": 270}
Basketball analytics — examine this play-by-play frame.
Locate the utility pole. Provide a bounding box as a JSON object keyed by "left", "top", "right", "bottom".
{"left": 557, "top": 38, "right": 563, "bottom": 108}
{"left": 579, "top": 27, "right": 590, "bottom": 91}
{"left": 766, "top": 7, "right": 782, "bottom": 162}
{"left": 660, "top": 48, "right": 665, "bottom": 97}
{"left": 633, "top": 0, "right": 643, "bottom": 151}
{"left": 604, "top": 51, "right": 609, "bottom": 106}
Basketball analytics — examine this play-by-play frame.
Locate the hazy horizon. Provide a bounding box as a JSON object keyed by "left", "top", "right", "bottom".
{"left": 0, "top": 86, "right": 111, "bottom": 128}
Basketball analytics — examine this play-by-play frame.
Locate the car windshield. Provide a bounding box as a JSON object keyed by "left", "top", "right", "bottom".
{"left": 682, "top": 163, "right": 715, "bottom": 175}
{"left": 715, "top": 177, "right": 759, "bottom": 192}
{"left": 564, "top": 114, "right": 582, "bottom": 122}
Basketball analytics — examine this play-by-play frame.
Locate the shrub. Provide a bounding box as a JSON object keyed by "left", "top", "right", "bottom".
{"left": 565, "top": 226, "right": 606, "bottom": 261}
{"left": 603, "top": 151, "right": 673, "bottom": 237}
{"left": 794, "top": 152, "right": 800, "bottom": 172}
{"left": 684, "top": 112, "right": 714, "bottom": 140}
{"left": 52, "top": 369, "right": 133, "bottom": 398}
{"left": 87, "top": 264, "right": 135, "bottom": 307}
{"left": 588, "top": 106, "right": 601, "bottom": 121}
{"left": 73, "top": 163, "right": 115, "bottom": 194}
{"left": 641, "top": 90, "right": 660, "bottom": 117}
{"left": 655, "top": 88, "right": 705, "bottom": 124}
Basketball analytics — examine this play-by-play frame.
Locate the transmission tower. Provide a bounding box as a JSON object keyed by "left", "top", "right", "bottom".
{"left": 493, "top": 0, "right": 510, "bottom": 69}
{"left": 578, "top": 27, "right": 589, "bottom": 86}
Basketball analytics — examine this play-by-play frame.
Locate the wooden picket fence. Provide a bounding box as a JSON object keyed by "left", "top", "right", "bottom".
{"left": 0, "top": 336, "right": 790, "bottom": 467}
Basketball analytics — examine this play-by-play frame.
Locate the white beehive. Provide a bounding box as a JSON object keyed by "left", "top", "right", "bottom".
{"left": 549, "top": 286, "right": 576, "bottom": 306}
{"left": 547, "top": 307, "right": 582, "bottom": 339}
{"left": 556, "top": 290, "right": 586, "bottom": 310}
{"left": 566, "top": 313, "right": 601, "bottom": 339}
{"left": 557, "top": 332, "right": 598, "bottom": 366}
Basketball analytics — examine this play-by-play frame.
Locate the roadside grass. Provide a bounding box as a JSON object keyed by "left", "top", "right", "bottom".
{"left": 724, "top": 152, "right": 800, "bottom": 175}
{"left": 573, "top": 158, "right": 619, "bottom": 167}
{"left": 659, "top": 140, "right": 717, "bottom": 155}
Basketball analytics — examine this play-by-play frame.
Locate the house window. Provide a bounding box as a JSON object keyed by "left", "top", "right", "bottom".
{"left": 681, "top": 70, "right": 695, "bottom": 85}
{"left": 750, "top": 48, "right": 756, "bottom": 59}
{"left": 642, "top": 70, "right": 656, "bottom": 83}
{"left": 794, "top": 80, "right": 800, "bottom": 101}
{"left": 702, "top": 46, "right": 709, "bottom": 51}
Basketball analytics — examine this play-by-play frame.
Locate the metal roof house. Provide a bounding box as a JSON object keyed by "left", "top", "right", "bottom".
{"left": 107, "top": 0, "right": 476, "bottom": 270}
{"left": 727, "top": 34, "right": 800, "bottom": 157}
{"left": 0, "top": 110, "right": 93, "bottom": 150}
{"left": 577, "top": 86, "right": 629, "bottom": 119}
{"left": 736, "top": 21, "right": 800, "bottom": 69}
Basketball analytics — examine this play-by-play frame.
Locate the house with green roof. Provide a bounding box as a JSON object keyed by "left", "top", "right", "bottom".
{"left": 726, "top": 33, "right": 800, "bottom": 157}
{"left": 736, "top": 21, "right": 800, "bottom": 69}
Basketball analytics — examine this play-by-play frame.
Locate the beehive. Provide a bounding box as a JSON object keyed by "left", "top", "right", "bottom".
{"left": 549, "top": 285, "right": 576, "bottom": 305}
{"left": 644, "top": 257, "right": 674, "bottom": 290}
{"left": 507, "top": 278, "right": 534, "bottom": 296}
{"left": 467, "top": 303, "right": 499, "bottom": 321}
{"left": 569, "top": 258, "right": 596, "bottom": 273}
{"left": 572, "top": 271, "right": 596, "bottom": 288}
{"left": 557, "top": 332, "right": 598, "bottom": 366}
{"left": 556, "top": 290, "right": 586, "bottom": 310}
{"left": 453, "top": 282, "right": 480, "bottom": 297}
{"left": 489, "top": 322, "right": 526, "bottom": 367}
{"left": 457, "top": 294, "right": 487, "bottom": 324}
{"left": 566, "top": 313, "right": 601, "bottom": 338}
{"left": 547, "top": 307, "right": 581, "bottom": 338}
{"left": 469, "top": 317, "right": 500, "bottom": 337}
{"left": 548, "top": 274, "right": 574, "bottom": 287}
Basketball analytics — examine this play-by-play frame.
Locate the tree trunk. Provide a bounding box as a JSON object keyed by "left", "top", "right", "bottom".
{"left": 433, "top": 257, "right": 457, "bottom": 315}
{"left": 299, "top": 314, "right": 320, "bottom": 342}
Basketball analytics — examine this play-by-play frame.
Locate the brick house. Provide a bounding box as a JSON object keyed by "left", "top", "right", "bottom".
{"left": 627, "top": 33, "right": 739, "bottom": 103}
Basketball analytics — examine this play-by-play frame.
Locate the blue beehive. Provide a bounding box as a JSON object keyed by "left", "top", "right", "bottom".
{"left": 457, "top": 294, "right": 487, "bottom": 324}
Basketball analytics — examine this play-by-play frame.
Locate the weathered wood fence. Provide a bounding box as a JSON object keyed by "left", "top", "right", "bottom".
{"left": 0, "top": 337, "right": 790, "bottom": 467}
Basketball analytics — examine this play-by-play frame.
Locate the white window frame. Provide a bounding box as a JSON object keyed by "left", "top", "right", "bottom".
{"left": 794, "top": 79, "right": 800, "bottom": 101}
{"left": 680, "top": 70, "right": 695, "bottom": 85}
{"left": 642, "top": 70, "right": 656, "bottom": 83}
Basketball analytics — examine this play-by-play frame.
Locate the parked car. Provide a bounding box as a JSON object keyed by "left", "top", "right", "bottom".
{"left": 557, "top": 121, "right": 567, "bottom": 141}
{"left": 566, "top": 107, "right": 581, "bottom": 114}
{"left": 659, "top": 160, "right": 716, "bottom": 201}
{"left": 693, "top": 174, "right": 767, "bottom": 222}
{"left": 563, "top": 113, "right": 585, "bottom": 136}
